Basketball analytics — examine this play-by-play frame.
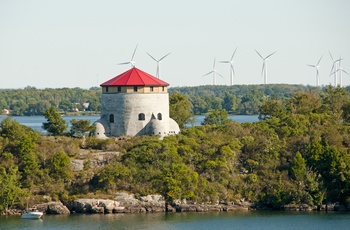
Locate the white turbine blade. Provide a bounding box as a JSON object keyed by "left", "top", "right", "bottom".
{"left": 335, "top": 58, "right": 342, "bottom": 63}
{"left": 330, "top": 63, "right": 336, "bottom": 76}
{"left": 219, "top": 60, "right": 229, "bottom": 63}
{"left": 217, "top": 71, "right": 224, "bottom": 79}
{"left": 265, "top": 51, "right": 276, "bottom": 59}
{"left": 213, "top": 58, "right": 216, "bottom": 69}
{"left": 316, "top": 55, "right": 323, "bottom": 66}
{"left": 342, "top": 69, "right": 350, "bottom": 76}
{"left": 203, "top": 71, "right": 214, "bottom": 77}
{"left": 159, "top": 52, "right": 171, "bottom": 61}
{"left": 307, "top": 64, "right": 316, "bottom": 68}
{"left": 231, "top": 47, "right": 238, "bottom": 61}
{"left": 330, "top": 70, "right": 337, "bottom": 76}
{"left": 131, "top": 44, "right": 138, "bottom": 61}
{"left": 117, "top": 62, "right": 130, "bottom": 65}
{"left": 255, "top": 49, "right": 264, "bottom": 59}
{"left": 147, "top": 52, "right": 157, "bottom": 62}
{"left": 329, "top": 51, "right": 334, "bottom": 61}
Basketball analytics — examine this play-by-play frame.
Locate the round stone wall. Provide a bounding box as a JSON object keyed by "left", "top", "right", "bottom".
{"left": 100, "top": 93, "right": 170, "bottom": 136}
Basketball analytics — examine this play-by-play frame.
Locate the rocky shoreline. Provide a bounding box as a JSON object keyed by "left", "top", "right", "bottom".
{"left": 2, "top": 192, "right": 350, "bottom": 216}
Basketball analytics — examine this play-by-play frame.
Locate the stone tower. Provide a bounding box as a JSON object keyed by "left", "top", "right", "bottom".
{"left": 94, "top": 67, "right": 180, "bottom": 139}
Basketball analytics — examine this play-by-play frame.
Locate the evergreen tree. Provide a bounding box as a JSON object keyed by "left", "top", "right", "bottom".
{"left": 43, "top": 107, "right": 67, "bottom": 136}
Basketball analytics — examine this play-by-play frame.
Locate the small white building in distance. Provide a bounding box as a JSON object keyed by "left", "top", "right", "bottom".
{"left": 93, "top": 67, "right": 180, "bottom": 139}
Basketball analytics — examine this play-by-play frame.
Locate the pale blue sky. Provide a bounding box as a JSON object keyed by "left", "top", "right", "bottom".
{"left": 0, "top": 0, "right": 349, "bottom": 88}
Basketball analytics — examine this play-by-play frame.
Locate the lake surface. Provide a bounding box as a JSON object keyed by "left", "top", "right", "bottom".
{"left": 1, "top": 211, "right": 350, "bottom": 230}
{"left": 0, "top": 115, "right": 259, "bottom": 132}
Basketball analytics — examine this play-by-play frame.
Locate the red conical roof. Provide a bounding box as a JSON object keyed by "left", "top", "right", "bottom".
{"left": 100, "top": 67, "right": 169, "bottom": 87}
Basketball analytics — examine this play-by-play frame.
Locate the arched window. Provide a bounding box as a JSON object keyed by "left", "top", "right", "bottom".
{"left": 157, "top": 113, "right": 162, "bottom": 120}
{"left": 109, "top": 114, "right": 114, "bottom": 123}
{"left": 138, "top": 113, "right": 145, "bottom": 121}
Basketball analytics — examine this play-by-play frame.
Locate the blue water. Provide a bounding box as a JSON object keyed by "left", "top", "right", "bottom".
{"left": 0, "top": 115, "right": 259, "bottom": 132}
{"left": 0, "top": 115, "right": 100, "bottom": 133}
{"left": 1, "top": 211, "right": 350, "bottom": 230}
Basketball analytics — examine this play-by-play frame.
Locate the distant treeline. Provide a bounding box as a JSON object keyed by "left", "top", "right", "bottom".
{"left": 1, "top": 84, "right": 349, "bottom": 116}
{"left": 0, "top": 86, "right": 101, "bottom": 116}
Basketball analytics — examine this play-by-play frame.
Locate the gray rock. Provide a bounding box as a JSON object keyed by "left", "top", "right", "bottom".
{"left": 71, "top": 159, "right": 84, "bottom": 172}
{"left": 35, "top": 202, "right": 70, "bottom": 214}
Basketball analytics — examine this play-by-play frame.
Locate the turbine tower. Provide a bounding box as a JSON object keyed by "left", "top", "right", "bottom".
{"left": 307, "top": 55, "right": 323, "bottom": 87}
{"left": 117, "top": 45, "right": 138, "bottom": 68}
{"left": 219, "top": 47, "right": 237, "bottom": 86}
{"left": 255, "top": 50, "right": 276, "bottom": 84}
{"left": 203, "top": 58, "right": 223, "bottom": 85}
{"left": 147, "top": 52, "right": 171, "bottom": 79}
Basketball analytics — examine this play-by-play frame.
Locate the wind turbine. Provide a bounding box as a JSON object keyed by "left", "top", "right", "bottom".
{"left": 117, "top": 45, "right": 138, "bottom": 68}
{"left": 255, "top": 49, "right": 276, "bottom": 84}
{"left": 219, "top": 47, "right": 237, "bottom": 86}
{"left": 146, "top": 52, "right": 171, "bottom": 79}
{"left": 307, "top": 55, "right": 323, "bottom": 87}
{"left": 329, "top": 51, "right": 342, "bottom": 87}
{"left": 331, "top": 56, "right": 349, "bottom": 87}
{"left": 203, "top": 58, "right": 223, "bottom": 85}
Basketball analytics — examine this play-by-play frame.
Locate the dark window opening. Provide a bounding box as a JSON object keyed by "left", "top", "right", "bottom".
{"left": 134, "top": 86, "right": 138, "bottom": 92}
{"left": 106, "top": 87, "right": 109, "bottom": 92}
{"left": 162, "top": 86, "right": 165, "bottom": 91}
{"left": 109, "top": 114, "right": 114, "bottom": 123}
{"left": 138, "top": 113, "right": 145, "bottom": 121}
{"left": 118, "top": 86, "right": 121, "bottom": 92}
{"left": 150, "top": 86, "right": 154, "bottom": 92}
{"left": 157, "top": 113, "right": 162, "bottom": 120}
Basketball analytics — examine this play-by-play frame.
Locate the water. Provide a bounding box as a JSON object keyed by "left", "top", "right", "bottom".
{"left": 191, "top": 115, "right": 259, "bottom": 126}
{"left": 1, "top": 211, "right": 350, "bottom": 230}
{"left": 0, "top": 115, "right": 100, "bottom": 132}
{"left": 0, "top": 115, "right": 259, "bottom": 132}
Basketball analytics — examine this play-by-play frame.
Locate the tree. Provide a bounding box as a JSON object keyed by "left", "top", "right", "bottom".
{"left": 42, "top": 107, "right": 67, "bottom": 136}
{"left": 291, "top": 152, "right": 306, "bottom": 181}
{"left": 169, "top": 92, "right": 193, "bottom": 129}
{"left": 201, "top": 109, "right": 229, "bottom": 126}
{"left": 223, "top": 92, "right": 239, "bottom": 113}
{"left": 70, "top": 119, "right": 95, "bottom": 137}
{"left": 0, "top": 118, "right": 40, "bottom": 187}
{"left": 48, "top": 150, "right": 73, "bottom": 182}
{"left": 0, "top": 166, "right": 28, "bottom": 212}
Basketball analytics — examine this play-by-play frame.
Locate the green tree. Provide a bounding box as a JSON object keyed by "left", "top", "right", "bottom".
{"left": 58, "top": 100, "right": 72, "bottom": 112}
{"left": 291, "top": 152, "right": 306, "bottom": 181}
{"left": 169, "top": 92, "right": 193, "bottom": 129}
{"left": 0, "top": 166, "right": 28, "bottom": 212}
{"left": 48, "top": 150, "right": 73, "bottom": 182}
{"left": 0, "top": 118, "right": 40, "bottom": 187}
{"left": 201, "top": 109, "right": 229, "bottom": 126}
{"left": 223, "top": 92, "right": 239, "bottom": 113}
{"left": 43, "top": 107, "right": 67, "bottom": 136}
{"left": 70, "top": 119, "right": 95, "bottom": 137}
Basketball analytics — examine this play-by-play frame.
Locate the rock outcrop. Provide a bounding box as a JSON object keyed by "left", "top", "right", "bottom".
{"left": 35, "top": 201, "right": 70, "bottom": 214}
{"left": 67, "top": 193, "right": 166, "bottom": 214}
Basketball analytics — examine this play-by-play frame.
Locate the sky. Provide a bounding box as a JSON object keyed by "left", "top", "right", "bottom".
{"left": 0, "top": 0, "right": 350, "bottom": 89}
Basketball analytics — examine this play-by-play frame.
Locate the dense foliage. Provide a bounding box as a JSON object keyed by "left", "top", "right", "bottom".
{"left": 1, "top": 86, "right": 350, "bottom": 212}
